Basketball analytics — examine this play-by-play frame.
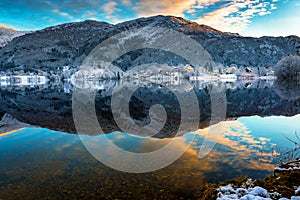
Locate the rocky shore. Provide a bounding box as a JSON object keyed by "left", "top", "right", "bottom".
{"left": 198, "top": 170, "right": 300, "bottom": 200}
{"left": 0, "top": 113, "right": 32, "bottom": 134}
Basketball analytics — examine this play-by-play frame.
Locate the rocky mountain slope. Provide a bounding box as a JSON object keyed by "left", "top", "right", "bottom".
{"left": 0, "top": 26, "right": 24, "bottom": 48}
{"left": 0, "top": 15, "right": 299, "bottom": 72}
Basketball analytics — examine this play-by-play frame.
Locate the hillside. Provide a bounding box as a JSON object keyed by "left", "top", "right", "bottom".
{"left": 0, "top": 25, "right": 24, "bottom": 48}
{"left": 0, "top": 15, "right": 299, "bottom": 71}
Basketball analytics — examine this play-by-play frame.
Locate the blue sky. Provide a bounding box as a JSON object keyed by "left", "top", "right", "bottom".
{"left": 0, "top": 0, "right": 299, "bottom": 37}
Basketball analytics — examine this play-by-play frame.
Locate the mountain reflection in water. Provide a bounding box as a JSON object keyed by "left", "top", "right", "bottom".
{"left": 1, "top": 79, "right": 300, "bottom": 135}
{"left": 0, "top": 115, "right": 299, "bottom": 199}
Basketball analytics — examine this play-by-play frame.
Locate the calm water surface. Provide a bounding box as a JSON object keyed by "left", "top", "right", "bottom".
{"left": 0, "top": 115, "right": 299, "bottom": 199}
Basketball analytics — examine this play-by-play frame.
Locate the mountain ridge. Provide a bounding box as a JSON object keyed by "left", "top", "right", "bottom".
{"left": 0, "top": 26, "right": 25, "bottom": 48}
{"left": 0, "top": 15, "right": 299, "bottom": 71}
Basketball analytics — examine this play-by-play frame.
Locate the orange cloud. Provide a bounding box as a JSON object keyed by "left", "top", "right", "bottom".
{"left": 132, "top": 0, "right": 277, "bottom": 33}
{"left": 134, "top": 0, "right": 198, "bottom": 17}
{"left": 193, "top": 120, "right": 278, "bottom": 170}
{"left": 102, "top": 1, "right": 118, "bottom": 15}
{"left": 0, "top": 24, "right": 17, "bottom": 31}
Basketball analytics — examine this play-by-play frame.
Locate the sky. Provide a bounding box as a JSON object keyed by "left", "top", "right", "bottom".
{"left": 0, "top": 0, "right": 299, "bottom": 37}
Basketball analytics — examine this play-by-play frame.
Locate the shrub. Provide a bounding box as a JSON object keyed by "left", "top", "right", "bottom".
{"left": 274, "top": 55, "right": 300, "bottom": 81}
{"left": 274, "top": 55, "right": 300, "bottom": 100}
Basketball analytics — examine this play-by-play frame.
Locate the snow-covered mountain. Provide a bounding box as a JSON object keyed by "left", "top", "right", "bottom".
{"left": 0, "top": 25, "right": 24, "bottom": 48}
{"left": 0, "top": 15, "right": 299, "bottom": 72}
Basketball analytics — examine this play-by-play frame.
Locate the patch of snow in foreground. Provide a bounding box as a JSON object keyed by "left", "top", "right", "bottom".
{"left": 216, "top": 180, "right": 300, "bottom": 200}
{"left": 274, "top": 167, "right": 300, "bottom": 172}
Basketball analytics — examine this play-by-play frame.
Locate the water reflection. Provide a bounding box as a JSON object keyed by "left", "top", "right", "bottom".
{"left": 0, "top": 75, "right": 275, "bottom": 93}
{"left": 0, "top": 115, "right": 299, "bottom": 199}
{"left": 1, "top": 77, "right": 297, "bottom": 135}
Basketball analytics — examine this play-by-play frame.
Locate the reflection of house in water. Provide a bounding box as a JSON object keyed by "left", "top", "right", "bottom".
{"left": 239, "top": 67, "right": 258, "bottom": 80}
{"left": 219, "top": 74, "right": 237, "bottom": 82}
{"left": 189, "top": 79, "right": 274, "bottom": 91}
{"left": 127, "top": 68, "right": 182, "bottom": 86}
{"left": 0, "top": 75, "right": 47, "bottom": 87}
{"left": 0, "top": 76, "right": 10, "bottom": 86}
{"left": 190, "top": 73, "right": 237, "bottom": 83}
{"left": 190, "top": 74, "right": 218, "bottom": 82}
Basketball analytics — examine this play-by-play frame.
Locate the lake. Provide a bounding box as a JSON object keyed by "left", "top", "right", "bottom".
{"left": 0, "top": 79, "right": 300, "bottom": 199}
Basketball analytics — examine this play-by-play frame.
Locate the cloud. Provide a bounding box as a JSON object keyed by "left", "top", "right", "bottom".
{"left": 192, "top": 120, "right": 278, "bottom": 169}
{"left": 0, "top": 0, "right": 284, "bottom": 35}
{"left": 132, "top": 0, "right": 278, "bottom": 33}
{"left": 196, "top": 0, "right": 278, "bottom": 33}
{"left": 0, "top": 24, "right": 16, "bottom": 30}
{"left": 52, "top": 8, "right": 74, "bottom": 19}
{"left": 120, "top": 0, "right": 131, "bottom": 5}
{"left": 102, "top": 1, "right": 118, "bottom": 15}
{"left": 81, "top": 10, "right": 98, "bottom": 19}
{"left": 270, "top": 3, "right": 277, "bottom": 9}
{"left": 134, "top": 0, "right": 199, "bottom": 17}
{"left": 193, "top": 0, "right": 226, "bottom": 8}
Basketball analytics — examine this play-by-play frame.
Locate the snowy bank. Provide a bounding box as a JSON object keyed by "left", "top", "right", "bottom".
{"left": 216, "top": 179, "right": 300, "bottom": 200}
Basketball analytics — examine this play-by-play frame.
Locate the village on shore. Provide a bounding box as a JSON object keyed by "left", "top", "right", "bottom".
{"left": 0, "top": 62, "right": 277, "bottom": 90}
